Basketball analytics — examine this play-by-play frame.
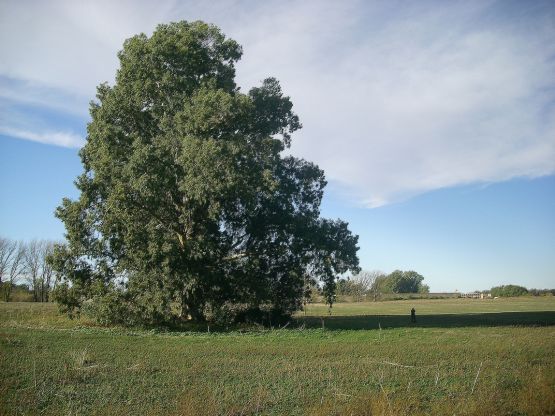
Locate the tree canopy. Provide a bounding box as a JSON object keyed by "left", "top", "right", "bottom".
{"left": 374, "top": 270, "right": 429, "bottom": 294}
{"left": 50, "top": 21, "right": 359, "bottom": 326}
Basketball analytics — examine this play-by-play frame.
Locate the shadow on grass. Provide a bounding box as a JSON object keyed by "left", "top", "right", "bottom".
{"left": 294, "top": 311, "right": 555, "bottom": 330}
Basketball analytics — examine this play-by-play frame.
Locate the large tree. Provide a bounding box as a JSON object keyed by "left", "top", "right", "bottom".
{"left": 51, "top": 21, "right": 359, "bottom": 325}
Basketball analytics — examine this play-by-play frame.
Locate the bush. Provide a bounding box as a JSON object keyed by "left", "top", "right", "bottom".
{"left": 51, "top": 283, "right": 82, "bottom": 318}
{"left": 81, "top": 289, "right": 173, "bottom": 327}
{"left": 54, "top": 281, "right": 173, "bottom": 327}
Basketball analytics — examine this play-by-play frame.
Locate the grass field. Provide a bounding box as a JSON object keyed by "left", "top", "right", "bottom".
{"left": 1, "top": 298, "right": 554, "bottom": 415}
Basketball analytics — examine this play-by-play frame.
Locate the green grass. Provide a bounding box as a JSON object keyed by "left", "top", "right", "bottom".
{"left": 299, "top": 297, "right": 555, "bottom": 330}
{"left": 303, "top": 296, "right": 555, "bottom": 316}
{"left": 1, "top": 298, "right": 555, "bottom": 415}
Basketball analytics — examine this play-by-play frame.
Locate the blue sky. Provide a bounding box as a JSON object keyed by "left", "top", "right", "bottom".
{"left": 1, "top": 0, "right": 554, "bottom": 291}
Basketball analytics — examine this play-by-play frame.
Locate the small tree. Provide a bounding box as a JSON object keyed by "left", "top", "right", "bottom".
{"left": 5, "top": 242, "right": 25, "bottom": 301}
{"left": 0, "top": 237, "right": 16, "bottom": 286}
{"left": 25, "top": 240, "right": 42, "bottom": 302}
{"left": 39, "top": 242, "right": 55, "bottom": 302}
{"left": 0, "top": 237, "right": 26, "bottom": 301}
{"left": 418, "top": 283, "right": 430, "bottom": 294}
{"left": 355, "top": 270, "right": 383, "bottom": 299}
{"left": 355, "top": 270, "right": 385, "bottom": 301}
{"left": 24, "top": 240, "right": 56, "bottom": 302}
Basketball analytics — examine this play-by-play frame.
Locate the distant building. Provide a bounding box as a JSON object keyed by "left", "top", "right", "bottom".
{"left": 461, "top": 291, "right": 491, "bottom": 299}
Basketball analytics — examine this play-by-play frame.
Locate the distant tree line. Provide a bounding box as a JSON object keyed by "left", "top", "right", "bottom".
{"left": 490, "top": 285, "right": 528, "bottom": 297}
{"left": 488, "top": 284, "right": 555, "bottom": 297}
{"left": 0, "top": 237, "right": 57, "bottom": 302}
{"left": 336, "top": 270, "right": 430, "bottom": 301}
{"left": 337, "top": 275, "right": 555, "bottom": 301}
{"left": 528, "top": 288, "right": 555, "bottom": 296}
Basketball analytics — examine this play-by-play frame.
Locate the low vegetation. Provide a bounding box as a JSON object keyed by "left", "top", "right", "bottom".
{"left": 1, "top": 298, "right": 554, "bottom": 415}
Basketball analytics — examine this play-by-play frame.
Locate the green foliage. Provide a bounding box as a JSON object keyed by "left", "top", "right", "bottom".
{"left": 373, "top": 270, "right": 427, "bottom": 294}
{"left": 491, "top": 284, "right": 529, "bottom": 297}
{"left": 418, "top": 283, "right": 430, "bottom": 294}
{"left": 51, "top": 283, "right": 82, "bottom": 319}
{"left": 50, "top": 21, "right": 359, "bottom": 325}
{"left": 336, "top": 279, "right": 351, "bottom": 296}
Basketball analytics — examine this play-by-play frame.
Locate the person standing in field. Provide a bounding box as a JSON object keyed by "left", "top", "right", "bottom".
{"left": 411, "top": 308, "right": 416, "bottom": 323}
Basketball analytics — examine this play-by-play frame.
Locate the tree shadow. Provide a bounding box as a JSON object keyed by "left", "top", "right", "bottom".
{"left": 294, "top": 311, "right": 555, "bottom": 330}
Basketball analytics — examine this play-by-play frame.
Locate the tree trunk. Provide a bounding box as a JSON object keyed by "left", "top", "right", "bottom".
{"left": 181, "top": 288, "right": 205, "bottom": 322}
{"left": 33, "top": 278, "right": 38, "bottom": 302}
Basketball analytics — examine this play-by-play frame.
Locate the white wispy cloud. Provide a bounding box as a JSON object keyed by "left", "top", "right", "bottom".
{"left": 0, "top": 76, "right": 90, "bottom": 116}
{"left": 0, "top": 126, "right": 85, "bottom": 148}
{"left": 1, "top": 0, "right": 553, "bottom": 206}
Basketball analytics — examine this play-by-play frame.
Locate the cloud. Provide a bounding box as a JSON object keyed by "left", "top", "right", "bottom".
{"left": 236, "top": 1, "right": 555, "bottom": 207}
{"left": 239, "top": 1, "right": 555, "bottom": 206}
{"left": 1, "top": 0, "right": 554, "bottom": 206}
{"left": 0, "top": 76, "right": 90, "bottom": 116}
{"left": 0, "top": 126, "right": 85, "bottom": 148}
